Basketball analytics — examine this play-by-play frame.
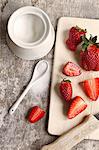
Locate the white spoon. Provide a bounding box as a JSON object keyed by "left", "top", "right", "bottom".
{"left": 9, "top": 60, "right": 49, "bottom": 115}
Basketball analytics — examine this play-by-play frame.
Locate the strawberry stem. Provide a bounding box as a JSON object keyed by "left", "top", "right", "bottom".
{"left": 82, "top": 35, "right": 98, "bottom": 51}
{"left": 63, "top": 79, "right": 71, "bottom": 82}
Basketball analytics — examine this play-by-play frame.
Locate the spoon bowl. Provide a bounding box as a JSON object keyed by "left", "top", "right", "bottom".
{"left": 31, "top": 60, "right": 49, "bottom": 82}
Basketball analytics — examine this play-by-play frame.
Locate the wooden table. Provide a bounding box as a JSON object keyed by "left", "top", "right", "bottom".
{"left": 0, "top": 0, "right": 99, "bottom": 149}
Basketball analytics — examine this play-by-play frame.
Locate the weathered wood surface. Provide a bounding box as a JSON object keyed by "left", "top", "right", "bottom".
{"left": 0, "top": 0, "right": 99, "bottom": 149}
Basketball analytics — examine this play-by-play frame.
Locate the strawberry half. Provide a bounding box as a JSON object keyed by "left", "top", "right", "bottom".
{"left": 28, "top": 106, "right": 45, "bottom": 123}
{"left": 63, "top": 62, "right": 81, "bottom": 76}
{"left": 82, "top": 78, "right": 99, "bottom": 101}
{"left": 66, "top": 26, "right": 86, "bottom": 51}
{"left": 60, "top": 79, "right": 72, "bottom": 101}
{"left": 68, "top": 96, "right": 87, "bottom": 119}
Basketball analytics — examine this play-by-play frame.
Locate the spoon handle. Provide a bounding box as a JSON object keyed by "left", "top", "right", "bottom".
{"left": 9, "top": 81, "right": 33, "bottom": 115}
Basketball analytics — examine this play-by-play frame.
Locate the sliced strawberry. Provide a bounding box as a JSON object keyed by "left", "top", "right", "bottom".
{"left": 60, "top": 79, "right": 72, "bottom": 101}
{"left": 68, "top": 96, "right": 87, "bottom": 119}
{"left": 82, "top": 78, "right": 99, "bottom": 101}
{"left": 28, "top": 106, "right": 45, "bottom": 123}
{"left": 63, "top": 62, "right": 81, "bottom": 76}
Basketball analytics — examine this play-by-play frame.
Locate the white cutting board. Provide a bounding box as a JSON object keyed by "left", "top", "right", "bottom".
{"left": 48, "top": 17, "right": 99, "bottom": 140}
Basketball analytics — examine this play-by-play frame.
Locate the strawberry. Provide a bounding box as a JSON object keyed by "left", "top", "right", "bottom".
{"left": 68, "top": 96, "right": 87, "bottom": 119}
{"left": 28, "top": 106, "right": 45, "bottom": 123}
{"left": 82, "top": 78, "right": 99, "bottom": 101}
{"left": 80, "top": 35, "right": 99, "bottom": 71}
{"left": 95, "top": 48, "right": 99, "bottom": 70}
{"left": 63, "top": 62, "right": 81, "bottom": 76}
{"left": 66, "top": 39, "right": 77, "bottom": 51}
{"left": 96, "top": 78, "right": 99, "bottom": 95}
{"left": 66, "top": 26, "right": 86, "bottom": 51}
{"left": 60, "top": 79, "right": 72, "bottom": 101}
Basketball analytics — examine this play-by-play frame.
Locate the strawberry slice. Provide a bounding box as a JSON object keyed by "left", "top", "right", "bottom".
{"left": 63, "top": 62, "right": 81, "bottom": 76}
{"left": 82, "top": 78, "right": 99, "bottom": 101}
{"left": 28, "top": 106, "right": 45, "bottom": 123}
{"left": 60, "top": 79, "right": 72, "bottom": 101}
{"left": 68, "top": 96, "right": 87, "bottom": 119}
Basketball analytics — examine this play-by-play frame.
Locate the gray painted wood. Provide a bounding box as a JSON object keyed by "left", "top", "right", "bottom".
{"left": 0, "top": 0, "right": 99, "bottom": 149}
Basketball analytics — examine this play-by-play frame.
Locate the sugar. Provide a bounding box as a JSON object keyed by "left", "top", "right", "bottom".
{"left": 14, "top": 14, "right": 45, "bottom": 43}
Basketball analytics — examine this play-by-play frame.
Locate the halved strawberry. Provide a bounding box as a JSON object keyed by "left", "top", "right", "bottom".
{"left": 60, "top": 79, "right": 72, "bottom": 101}
{"left": 68, "top": 96, "right": 87, "bottom": 119}
{"left": 63, "top": 62, "right": 81, "bottom": 76}
{"left": 28, "top": 106, "right": 45, "bottom": 123}
{"left": 82, "top": 78, "right": 99, "bottom": 101}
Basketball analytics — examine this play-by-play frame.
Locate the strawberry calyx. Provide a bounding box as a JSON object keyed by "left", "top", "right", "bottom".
{"left": 76, "top": 25, "right": 87, "bottom": 33}
{"left": 82, "top": 35, "right": 98, "bottom": 51}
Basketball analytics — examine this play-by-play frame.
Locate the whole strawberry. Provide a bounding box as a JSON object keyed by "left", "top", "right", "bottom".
{"left": 95, "top": 48, "right": 99, "bottom": 70}
{"left": 66, "top": 26, "right": 86, "bottom": 51}
{"left": 80, "top": 35, "right": 99, "bottom": 71}
{"left": 59, "top": 79, "right": 72, "bottom": 101}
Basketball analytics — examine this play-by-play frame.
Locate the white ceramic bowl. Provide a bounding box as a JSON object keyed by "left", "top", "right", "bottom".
{"left": 6, "top": 6, "right": 55, "bottom": 60}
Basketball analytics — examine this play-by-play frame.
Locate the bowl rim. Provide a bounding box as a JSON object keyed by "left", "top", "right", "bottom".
{"left": 7, "top": 6, "right": 51, "bottom": 49}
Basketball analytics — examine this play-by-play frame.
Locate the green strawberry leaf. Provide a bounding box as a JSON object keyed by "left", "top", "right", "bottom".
{"left": 82, "top": 43, "right": 88, "bottom": 50}
{"left": 89, "top": 34, "right": 92, "bottom": 41}
{"left": 82, "top": 36, "right": 89, "bottom": 45}
{"left": 96, "top": 43, "right": 99, "bottom": 47}
{"left": 92, "top": 36, "right": 97, "bottom": 43}
{"left": 89, "top": 35, "right": 97, "bottom": 44}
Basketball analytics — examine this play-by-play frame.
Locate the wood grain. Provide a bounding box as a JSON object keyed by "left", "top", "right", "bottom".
{"left": 42, "top": 115, "right": 99, "bottom": 150}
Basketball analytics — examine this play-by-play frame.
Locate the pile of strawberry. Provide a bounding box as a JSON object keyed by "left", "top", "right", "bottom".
{"left": 60, "top": 78, "right": 99, "bottom": 119}
{"left": 66, "top": 26, "right": 99, "bottom": 71}
{"left": 59, "top": 26, "right": 99, "bottom": 119}
{"left": 27, "top": 26, "right": 99, "bottom": 123}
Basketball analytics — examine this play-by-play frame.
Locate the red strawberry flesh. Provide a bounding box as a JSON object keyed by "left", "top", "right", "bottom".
{"left": 68, "top": 96, "right": 87, "bottom": 119}
{"left": 82, "top": 78, "right": 99, "bottom": 101}
{"left": 28, "top": 106, "right": 45, "bottom": 123}
{"left": 63, "top": 62, "right": 81, "bottom": 76}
